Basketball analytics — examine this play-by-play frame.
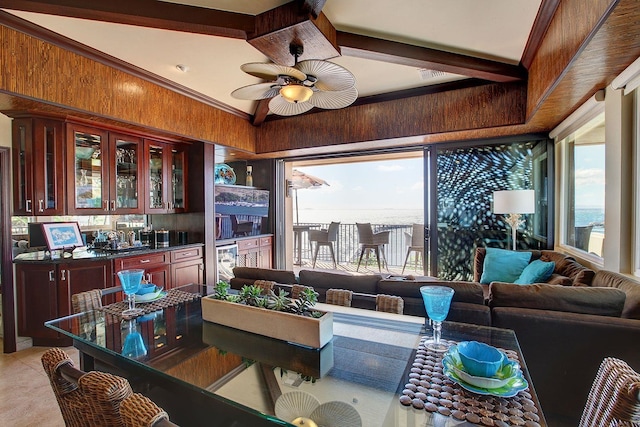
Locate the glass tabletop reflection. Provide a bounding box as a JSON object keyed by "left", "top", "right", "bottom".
{"left": 45, "top": 287, "right": 544, "bottom": 427}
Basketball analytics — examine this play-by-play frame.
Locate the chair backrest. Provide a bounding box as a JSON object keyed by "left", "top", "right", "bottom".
{"left": 72, "top": 289, "right": 103, "bottom": 313}
{"left": 253, "top": 279, "right": 275, "bottom": 294}
{"left": 411, "top": 224, "right": 425, "bottom": 247}
{"left": 579, "top": 357, "right": 640, "bottom": 426}
{"left": 327, "top": 221, "right": 340, "bottom": 241}
{"left": 120, "top": 393, "right": 178, "bottom": 427}
{"left": 42, "top": 348, "right": 133, "bottom": 427}
{"left": 325, "top": 288, "right": 353, "bottom": 307}
{"left": 376, "top": 294, "right": 404, "bottom": 314}
{"left": 290, "top": 284, "right": 314, "bottom": 300}
{"left": 356, "top": 223, "right": 374, "bottom": 244}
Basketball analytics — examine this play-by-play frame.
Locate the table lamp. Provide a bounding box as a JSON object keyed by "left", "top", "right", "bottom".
{"left": 493, "top": 190, "right": 535, "bottom": 250}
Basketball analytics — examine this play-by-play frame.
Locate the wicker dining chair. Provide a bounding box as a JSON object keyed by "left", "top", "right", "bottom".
{"left": 325, "top": 289, "right": 353, "bottom": 307}
{"left": 253, "top": 279, "right": 276, "bottom": 294}
{"left": 578, "top": 357, "right": 640, "bottom": 426}
{"left": 290, "top": 284, "right": 314, "bottom": 300}
{"left": 42, "top": 347, "right": 133, "bottom": 427}
{"left": 120, "top": 393, "right": 179, "bottom": 427}
{"left": 375, "top": 294, "right": 404, "bottom": 314}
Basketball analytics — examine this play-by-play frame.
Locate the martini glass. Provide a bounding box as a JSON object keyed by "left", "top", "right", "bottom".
{"left": 420, "top": 285, "right": 455, "bottom": 352}
{"left": 117, "top": 269, "right": 145, "bottom": 316}
{"left": 122, "top": 319, "right": 147, "bottom": 359}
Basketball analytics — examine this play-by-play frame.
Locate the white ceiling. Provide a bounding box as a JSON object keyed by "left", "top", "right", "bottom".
{"left": 5, "top": 0, "right": 542, "bottom": 116}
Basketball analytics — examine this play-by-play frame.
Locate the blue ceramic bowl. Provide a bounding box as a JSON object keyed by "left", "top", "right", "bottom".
{"left": 457, "top": 341, "right": 504, "bottom": 378}
{"left": 136, "top": 284, "right": 158, "bottom": 295}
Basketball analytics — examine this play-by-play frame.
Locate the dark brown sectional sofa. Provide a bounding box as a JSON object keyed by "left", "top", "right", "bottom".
{"left": 229, "top": 253, "right": 640, "bottom": 426}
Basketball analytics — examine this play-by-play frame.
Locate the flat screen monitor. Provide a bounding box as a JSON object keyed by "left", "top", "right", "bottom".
{"left": 27, "top": 223, "right": 48, "bottom": 249}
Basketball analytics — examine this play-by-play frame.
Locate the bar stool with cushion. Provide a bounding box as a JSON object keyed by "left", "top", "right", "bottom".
{"left": 120, "top": 393, "right": 179, "bottom": 427}
{"left": 402, "top": 223, "right": 425, "bottom": 274}
{"left": 325, "top": 288, "right": 353, "bottom": 307}
{"left": 376, "top": 294, "right": 404, "bottom": 314}
{"left": 41, "top": 348, "right": 133, "bottom": 427}
{"left": 579, "top": 357, "right": 640, "bottom": 426}
{"left": 308, "top": 221, "right": 340, "bottom": 269}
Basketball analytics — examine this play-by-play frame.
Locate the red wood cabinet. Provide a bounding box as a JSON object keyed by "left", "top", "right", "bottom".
{"left": 12, "top": 118, "right": 65, "bottom": 215}
{"left": 16, "top": 260, "right": 112, "bottom": 346}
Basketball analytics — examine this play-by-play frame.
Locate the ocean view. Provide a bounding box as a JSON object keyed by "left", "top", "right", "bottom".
{"left": 297, "top": 208, "right": 424, "bottom": 226}
{"left": 299, "top": 207, "right": 604, "bottom": 227}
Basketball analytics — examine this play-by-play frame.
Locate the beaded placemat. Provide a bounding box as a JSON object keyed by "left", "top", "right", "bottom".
{"left": 399, "top": 336, "right": 542, "bottom": 427}
{"left": 100, "top": 289, "right": 201, "bottom": 319}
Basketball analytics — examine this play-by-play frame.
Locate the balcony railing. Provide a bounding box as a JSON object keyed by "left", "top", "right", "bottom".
{"left": 295, "top": 222, "right": 421, "bottom": 271}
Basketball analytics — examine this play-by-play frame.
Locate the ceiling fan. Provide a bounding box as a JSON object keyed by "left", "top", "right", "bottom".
{"left": 231, "top": 44, "right": 358, "bottom": 116}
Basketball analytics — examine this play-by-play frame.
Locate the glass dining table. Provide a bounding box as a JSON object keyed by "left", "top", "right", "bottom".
{"left": 46, "top": 284, "right": 546, "bottom": 427}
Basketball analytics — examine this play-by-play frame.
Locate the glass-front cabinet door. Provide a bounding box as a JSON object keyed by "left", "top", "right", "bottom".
{"left": 171, "top": 146, "right": 187, "bottom": 212}
{"left": 145, "top": 140, "right": 166, "bottom": 213}
{"left": 12, "top": 118, "right": 65, "bottom": 215}
{"left": 145, "top": 140, "right": 188, "bottom": 213}
{"left": 67, "top": 124, "right": 108, "bottom": 214}
{"left": 110, "top": 133, "right": 143, "bottom": 214}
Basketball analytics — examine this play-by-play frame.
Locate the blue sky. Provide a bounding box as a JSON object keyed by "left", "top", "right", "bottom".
{"left": 574, "top": 144, "right": 605, "bottom": 209}
{"left": 294, "top": 158, "right": 424, "bottom": 210}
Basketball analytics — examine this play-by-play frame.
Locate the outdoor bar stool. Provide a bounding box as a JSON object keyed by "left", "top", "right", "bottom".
{"left": 376, "top": 294, "right": 404, "bottom": 314}
{"left": 579, "top": 357, "right": 640, "bottom": 426}
{"left": 402, "top": 223, "right": 425, "bottom": 274}
{"left": 120, "top": 393, "right": 179, "bottom": 427}
{"left": 325, "top": 289, "right": 353, "bottom": 307}
{"left": 308, "top": 221, "right": 340, "bottom": 269}
{"left": 356, "top": 223, "right": 390, "bottom": 272}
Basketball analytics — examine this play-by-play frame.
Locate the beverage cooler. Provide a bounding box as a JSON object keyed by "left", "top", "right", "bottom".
{"left": 216, "top": 244, "right": 238, "bottom": 283}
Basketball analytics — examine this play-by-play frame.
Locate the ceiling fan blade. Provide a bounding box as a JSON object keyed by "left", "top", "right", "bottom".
{"left": 241, "top": 63, "right": 306, "bottom": 81}
{"left": 296, "top": 60, "right": 356, "bottom": 91}
{"left": 308, "top": 86, "right": 358, "bottom": 109}
{"left": 231, "top": 83, "right": 281, "bottom": 100}
{"left": 268, "top": 96, "right": 314, "bottom": 116}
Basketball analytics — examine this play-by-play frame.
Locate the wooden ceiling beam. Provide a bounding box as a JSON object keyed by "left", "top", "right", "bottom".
{"left": 252, "top": 100, "right": 271, "bottom": 127}
{"left": 337, "top": 31, "right": 527, "bottom": 83}
{"left": 248, "top": 2, "right": 339, "bottom": 64}
{"left": 0, "top": 0, "right": 254, "bottom": 38}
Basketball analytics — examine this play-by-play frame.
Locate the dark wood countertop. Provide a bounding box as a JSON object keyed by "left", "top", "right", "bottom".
{"left": 13, "top": 243, "right": 204, "bottom": 264}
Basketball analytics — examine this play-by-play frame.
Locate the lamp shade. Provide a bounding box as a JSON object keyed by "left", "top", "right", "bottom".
{"left": 493, "top": 190, "right": 535, "bottom": 214}
{"left": 280, "top": 85, "right": 313, "bottom": 103}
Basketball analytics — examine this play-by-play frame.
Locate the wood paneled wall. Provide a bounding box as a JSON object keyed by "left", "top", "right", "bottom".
{"left": 256, "top": 82, "right": 527, "bottom": 152}
{"left": 0, "top": 25, "right": 256, "bottom": 150}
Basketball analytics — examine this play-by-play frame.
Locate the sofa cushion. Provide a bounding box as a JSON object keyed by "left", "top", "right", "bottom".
{"left": 298, "top": 270, "right": 381, "bottom": 295}
{"left": 474, "top": 248, "right": 542, "bottom": 282}
{"left": 377, "top": 280, "right": 485, "bottom": 305}
{"left": 514, "top": 259, "right": 555, "bottom": 285}
{"left": 232, "top": 267, "right": 297, "bottom": 284}
{"left": 480, "top": 248, "right": 532, "bottom": 284}
{"left": 541, "top": 251, "right": 595, "bottom": 286}
{"left": 489, "top": 282, "right": 626, "bottom": 317}
{"left": 547, "top": 273, "right": 573, "bottom": 286}
{"left": 592, "top": 270, "right": 640, "bottom": 319}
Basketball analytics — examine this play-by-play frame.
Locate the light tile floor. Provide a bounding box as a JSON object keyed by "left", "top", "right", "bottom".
{"left": 0, "top": 338, "right": 79, "bottom": 427}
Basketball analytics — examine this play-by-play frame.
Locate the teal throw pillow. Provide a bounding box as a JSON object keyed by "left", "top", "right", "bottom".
{"left": 480, "top": 248, "right": 532, "bottom": 284}
{"left": 514, "top": 259, "right": 556, "bottom": 285}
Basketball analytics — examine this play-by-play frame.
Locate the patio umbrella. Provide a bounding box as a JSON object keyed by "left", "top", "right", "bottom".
{"left": 291, "top": 169, "right": 329, "bottom": 224}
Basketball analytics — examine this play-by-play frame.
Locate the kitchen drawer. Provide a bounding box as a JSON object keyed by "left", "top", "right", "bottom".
{"left": 115, "top": 252, "right": 169, "bottom": 270}
{"left": 171, "top": 246, "right": 203, "bottom": 263}
{"left": 259, "top": 236, "right": 272, "bottom": 247}
{"left": 237, "top": 238, "right": 260, "bottom": 251}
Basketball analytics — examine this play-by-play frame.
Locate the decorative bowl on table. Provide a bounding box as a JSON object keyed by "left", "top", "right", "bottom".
{"left": 443, "top": 345, "right": 519, "bottom": 389}
{"left": 135, "top": 285, "right": 166, "bottom": 302}
{"left": 456, "top": 340, "right": 504, "bottom": 378}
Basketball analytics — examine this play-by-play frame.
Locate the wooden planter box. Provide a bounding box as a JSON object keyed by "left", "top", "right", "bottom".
{"left": 201, "top": 296, "right": 333, "bottom": 349}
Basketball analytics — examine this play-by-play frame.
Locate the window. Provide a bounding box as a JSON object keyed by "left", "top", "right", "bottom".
{"left": 561, "top": 112, "right": 605, "bottom": 257}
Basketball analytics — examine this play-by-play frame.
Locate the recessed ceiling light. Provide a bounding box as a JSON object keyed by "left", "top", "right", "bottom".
{"left": 176, "top": 64, "right": 189, "bottom": 73}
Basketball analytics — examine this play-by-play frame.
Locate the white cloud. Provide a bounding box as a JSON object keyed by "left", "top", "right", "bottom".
{"left": 377, "top": 164, "right": 403, "bottom": 172}
{"left": 575, "top": 168, "right": 605, "bottom": 186}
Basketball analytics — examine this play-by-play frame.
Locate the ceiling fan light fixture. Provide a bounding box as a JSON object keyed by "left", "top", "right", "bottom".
{"left": 280, "top": 84, "right": 313, "bottom": 103}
